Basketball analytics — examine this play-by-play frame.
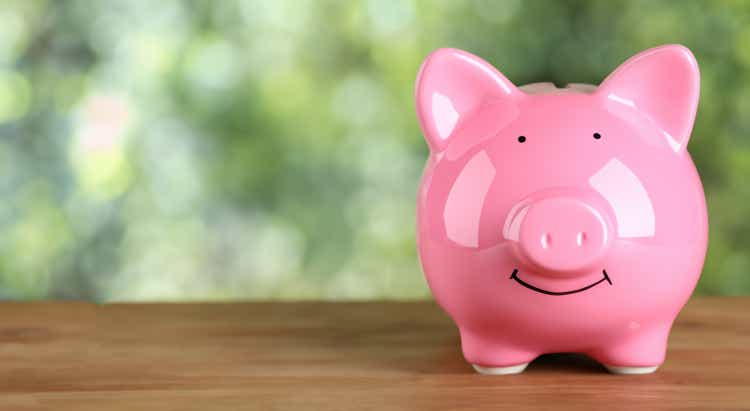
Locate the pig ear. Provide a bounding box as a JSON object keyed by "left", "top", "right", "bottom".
{"left": 597, "top": 45, "right": 700, "bottom": 152}
{"left": 415, "top": 48, "right": 522, "bottom": 152}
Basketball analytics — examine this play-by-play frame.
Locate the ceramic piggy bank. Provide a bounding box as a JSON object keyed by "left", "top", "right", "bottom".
{"left": 415, "top": 45, "right": 707, "bottom": 375}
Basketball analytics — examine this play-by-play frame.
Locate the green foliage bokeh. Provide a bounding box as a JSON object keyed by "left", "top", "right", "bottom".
{"left": 0, "top": 0, "right": 748, "bottom": 301}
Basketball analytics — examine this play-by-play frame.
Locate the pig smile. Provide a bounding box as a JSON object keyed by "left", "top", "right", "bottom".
{"left": 510, "top": 269, "right": 612, "bottom": 296}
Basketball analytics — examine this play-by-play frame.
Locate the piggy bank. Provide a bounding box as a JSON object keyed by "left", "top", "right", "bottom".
{"left": 415, "top": 45, "right": 707, "bottom": 375}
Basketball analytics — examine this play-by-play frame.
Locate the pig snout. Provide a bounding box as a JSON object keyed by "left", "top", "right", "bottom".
{"left": 515, "top": 196, "right": 612, "bottom": 276}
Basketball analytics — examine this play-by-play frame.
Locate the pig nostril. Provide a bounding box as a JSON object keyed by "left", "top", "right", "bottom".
{"left": 541, "top": 233, "right": 551, "bottom": 249}
{"left": 576, "top": 232, "right": 586, "bottom": 246}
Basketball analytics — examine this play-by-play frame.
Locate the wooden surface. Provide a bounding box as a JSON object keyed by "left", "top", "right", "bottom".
{"left": 0, "top": 297, "right": 748, "bottom": 410}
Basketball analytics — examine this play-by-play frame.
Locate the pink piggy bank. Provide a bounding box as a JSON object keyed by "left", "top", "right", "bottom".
{"left": 415, "top": 45, "right": 707, "bottom": 375}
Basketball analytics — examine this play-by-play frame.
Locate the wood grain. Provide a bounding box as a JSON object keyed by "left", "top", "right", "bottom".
{"left": 0, "top": 297, "right": 747, "bottom": 410}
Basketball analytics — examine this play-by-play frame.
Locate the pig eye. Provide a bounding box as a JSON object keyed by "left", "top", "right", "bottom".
{"left": 593, "top": 132, "right": 602, "bottom": 140}
{"left": 517, "top": 135, "right": 527, "bottom": 143}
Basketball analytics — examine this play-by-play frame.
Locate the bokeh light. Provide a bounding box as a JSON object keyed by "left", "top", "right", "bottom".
{"left": 0, "top": 0, "right": 748, "bottom": 301}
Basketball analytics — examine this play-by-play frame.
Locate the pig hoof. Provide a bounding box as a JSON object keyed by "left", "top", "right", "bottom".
{"left": 472, "top": 363, "right": 529, "bottom": 375}
{"left": 604, "top": 365, "right": 659, "bottom": 375}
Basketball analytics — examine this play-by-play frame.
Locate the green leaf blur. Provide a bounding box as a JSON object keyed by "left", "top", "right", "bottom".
{"left": 0, "top": 0, "right": 746, "bottom": 301}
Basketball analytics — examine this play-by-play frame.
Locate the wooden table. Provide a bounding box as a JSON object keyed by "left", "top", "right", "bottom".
{"left": 0, "top": 297, "right": 747, "bottom": 410}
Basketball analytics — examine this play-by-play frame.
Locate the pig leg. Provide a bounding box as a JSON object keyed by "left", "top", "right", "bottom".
{"left": 460, "top": 329, "right": 538, "bottom": 375}
{"left": 588, "top": 325, "right": 671, "bottom": 375}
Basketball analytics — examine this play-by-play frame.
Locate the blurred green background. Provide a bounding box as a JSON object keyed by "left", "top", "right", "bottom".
{"left": 0, "top": 0, "right": 747, "bottom": 301}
